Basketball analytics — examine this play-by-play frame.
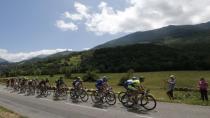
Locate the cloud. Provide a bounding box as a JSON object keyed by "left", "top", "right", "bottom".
{"left": 63, "top": 12, "right": 83, "bottom": 21}
{"left": 57, "top": 0, "right": 210, "bottom": 35}
{"left": 74, "top": 2, "right": 90, "bottom": 18}
{"left": 83, "top": 48, "right": 90, "bottom": 50}
{"left": 56, "top": 20, "right": 78, "bottom": 31}
{"left": 0, "top": 49, "right": 72, "bottom": 62}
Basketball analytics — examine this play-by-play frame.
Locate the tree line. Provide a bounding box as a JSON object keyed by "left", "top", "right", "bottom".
{"left": 1, "top": 44, "right": 210, "bottom": 77}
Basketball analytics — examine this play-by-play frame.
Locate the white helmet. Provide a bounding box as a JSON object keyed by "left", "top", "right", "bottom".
{"left": 132, "top": 76, "right": 138, "bottom": 80}
{"left": 170, "top": 75, "right": 175, "bottom": 79}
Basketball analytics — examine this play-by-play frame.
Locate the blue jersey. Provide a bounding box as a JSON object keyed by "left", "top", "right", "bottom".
{"left": 96, "top": 79, "right": 104, "bottom": 86}
{"left": 124, "top": 79, "right": 133, "bottom": 88}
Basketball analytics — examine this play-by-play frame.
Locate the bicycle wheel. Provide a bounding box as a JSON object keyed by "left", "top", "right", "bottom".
{"left": 121, "top": 94, "right": 135, "bottom": 108}
{"left": 118, "top": 91, "right": 126, "bottom": 103}
{"left": 141, "top": 95, "right": 156, "bottom": 110}
{"left": 53, "top": 90, "right": 59, "bottom": 99}
{"left": 106, "top": 91, "right": 116, "bottom": 105}
{"left": 91, "top": 91, "right": 101, "bottom": 103}
{"left": 80, "top": 89, "right": 89, "bottom": 102}
{"left": 62, "top": 90, "right": 68, "bottom": 100}
{"left": 69, "top": 89, "right": 75, "bottom": 99}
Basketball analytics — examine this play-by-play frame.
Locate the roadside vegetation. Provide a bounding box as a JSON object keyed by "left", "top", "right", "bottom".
{"left": 1, "top": 71, "right": 209, "bottom": 106}
{"left": 0, "top": 106, "right": 26, "bottom": 118}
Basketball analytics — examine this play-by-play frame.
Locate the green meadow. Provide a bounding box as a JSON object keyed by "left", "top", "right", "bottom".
{"left": 2, "top": 71, "right": 210, "bottom": 106}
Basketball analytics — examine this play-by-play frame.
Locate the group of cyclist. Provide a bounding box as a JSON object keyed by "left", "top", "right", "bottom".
{"left": 6, "top": 75, "right": 145, "bottom": 98}
{"left": 6, "top": 77, "right": 51, "bottom": 95}
{"left": 5, "top": 75, "right": 157, "bottom": 110}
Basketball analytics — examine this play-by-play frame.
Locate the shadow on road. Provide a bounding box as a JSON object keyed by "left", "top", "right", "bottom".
{"left": 92, "top": 103, "right": 108, "bottom": 109}
{"left": 126, "top": 106, "right": 151, "bottom": 115}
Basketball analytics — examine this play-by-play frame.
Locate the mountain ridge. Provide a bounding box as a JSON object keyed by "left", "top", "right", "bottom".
{"left": 94, "top": 21, "right": 210, "bottom": 49}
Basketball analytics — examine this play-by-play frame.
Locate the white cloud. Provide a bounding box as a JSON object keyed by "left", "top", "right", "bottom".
{"left": 56, "top": 20, "right": 78, "bottom": 31}
{"left": 0, "top": 49, "right": 72, "bottom": 62}
{"left": 63, "top": 12, "right": 83, "bottom": 21}
{"left": 83, "top": 48, "right": 90, "bottom": 50}
{"left": 57, "top": 0, "right": 210, "bottom": 35}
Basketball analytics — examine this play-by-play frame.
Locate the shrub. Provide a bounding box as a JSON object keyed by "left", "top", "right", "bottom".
{"left": 82, "top": 70, "right": 99, "bottom": 82}
{"left": 64, "top": 70, "right": 72, "bottom": 79}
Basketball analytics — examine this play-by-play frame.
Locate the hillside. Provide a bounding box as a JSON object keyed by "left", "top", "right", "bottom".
{"left": 1, "top": 43, "right": 210, "bottom": 77}
{"left": 81, "top": 44, "right": 210, "bottom": 72}
{"left": 94, "top": 21, "right": 210, "bottom": 49}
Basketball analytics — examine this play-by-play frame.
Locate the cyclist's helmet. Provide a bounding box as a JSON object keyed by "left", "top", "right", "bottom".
{"left": 132, "top": 76, "right": 138, "bottom": 80}
{"left": 76, "top": 77, "right": 81, "bottom": 81}
{"left": 170, "top": 75, "right": 175, "bottom": 79}
{"left": 102, "top": 76, "right": 108, "bottom": 82}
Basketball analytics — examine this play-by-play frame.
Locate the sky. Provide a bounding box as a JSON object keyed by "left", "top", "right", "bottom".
{"left": 1, "top": 0, "right": 210, "bottom": 62}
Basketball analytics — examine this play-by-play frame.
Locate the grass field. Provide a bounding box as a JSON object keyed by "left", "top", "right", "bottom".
{"left": 0, "top": 106, "right": 26, "bottom": 118}
{"left": 1, "top": 71, "right": 210, "bottom": 106}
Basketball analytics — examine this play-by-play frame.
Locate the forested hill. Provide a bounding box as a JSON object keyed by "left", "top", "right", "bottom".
{"left": 81, "top": 44, "right": 210, "bottom": 72}
{"left": 94, "top": 21, "right": 210, "bottom": 49}
{"left": 1, "top": 43, "right": 210, "bottom": 77}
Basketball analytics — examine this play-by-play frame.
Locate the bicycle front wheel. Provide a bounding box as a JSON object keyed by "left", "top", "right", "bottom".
{"left": 106, "top": 91, "right": 116, "bottom": 105}
{"left": 118, "top": 91, "right": 126, "bottom": 103}
{"left": 141, "top": 95, "right": 156, "bottom": 110}
{"left": 91, "top": 91, "right": 100, "bottom": 103}
{"left": 80, "top": 89, "right": 89, "bottom": 102}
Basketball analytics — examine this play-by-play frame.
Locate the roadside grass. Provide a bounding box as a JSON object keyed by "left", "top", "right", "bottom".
{"left": 1, "top": 71, "right": 210, "bottom": 106}
{"left": 0, "top": 106, "right": 27, "bottom": 118}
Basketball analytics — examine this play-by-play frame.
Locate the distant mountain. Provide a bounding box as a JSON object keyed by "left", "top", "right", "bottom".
{"left": 0, "top": 58, "right": 8, "bottom": 64}
{"left": 18, "top": 51, "right": 73, "bottom": 64}
{"left": 48, "top": 51, "right": 73, "bottom": 58}
{"left": 94, "top": 21, "right": 210, "bottom": 49}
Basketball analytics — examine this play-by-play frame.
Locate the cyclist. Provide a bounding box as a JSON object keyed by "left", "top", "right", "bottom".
{"left": 126, "top": 77, "right": 144, "bottom": 102}
{"left": 38, "top": 79, "right": 46, "bottom": 92}
{"left": 11, "top": 78, "right": 15, "bottom": 88}
{"left": 72, "top": 77, "right": 83, "bottom": 90}
{"left": 39, "top": 79, "right": 46, "bottom": 86}
{"left": 28, "top": 79, "right": 33, "bottom": 87}
{"left": 55, "top": 77, "right": 66, "bottom": 91}
{"left": 45, "top": 78, "right": 50, "bottom": 88}
{"left": 96, "top": 76, "right": 109, "bottom": 93}
{"left": 71, "top": 77, "right": 83, "bottom": 98}
{"left": 6, "top": 79, "right": 9, "bottom": 87}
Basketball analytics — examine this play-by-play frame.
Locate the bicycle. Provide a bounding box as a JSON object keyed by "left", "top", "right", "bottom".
{"left": 91, "top": 87, "right": 116, "bottom": 105}
{"left": 121, "top": 89, "right": 156, "bottom": 110}
{"left": 53, "top": 87, "right": 68, "bottom": 100}
{"left": 69, "top": 88, "right": 89, "bottom": 102}
{"left": 37, "top": 84, "right": 51, "bottom": 97}
{"left": 26, "top": 85, "right": 36, "bottom": 96}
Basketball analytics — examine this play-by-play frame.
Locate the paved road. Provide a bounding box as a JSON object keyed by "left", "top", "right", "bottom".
{"left": 0, "top": 86, "right": 209, "bottom": 118}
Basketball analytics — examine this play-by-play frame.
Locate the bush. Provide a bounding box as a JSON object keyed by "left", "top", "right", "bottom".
{"left": 82, "top": 70, "right": 99, "bottom": 82}
{"left": 49, "top": 74, "right": 54, "bottom": 77}
{"left": 64, "top": 70, "right": 72, "bottom": 79}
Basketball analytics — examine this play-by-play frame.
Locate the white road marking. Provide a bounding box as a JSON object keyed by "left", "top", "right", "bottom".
{"left": 136, "top": 115, "right": 153, "bottom": 118}
{"left": 64, "top": 102, "right": 107, "bottom": 112}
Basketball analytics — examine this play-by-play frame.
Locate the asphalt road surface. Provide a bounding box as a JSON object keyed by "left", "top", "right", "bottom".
{"left": 0, "top": 86, "right": 209, "bottom": 118}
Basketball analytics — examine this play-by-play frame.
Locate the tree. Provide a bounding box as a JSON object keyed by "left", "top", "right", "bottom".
{"left": 82, "top": 70, "right": 99, "bottom": 82}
